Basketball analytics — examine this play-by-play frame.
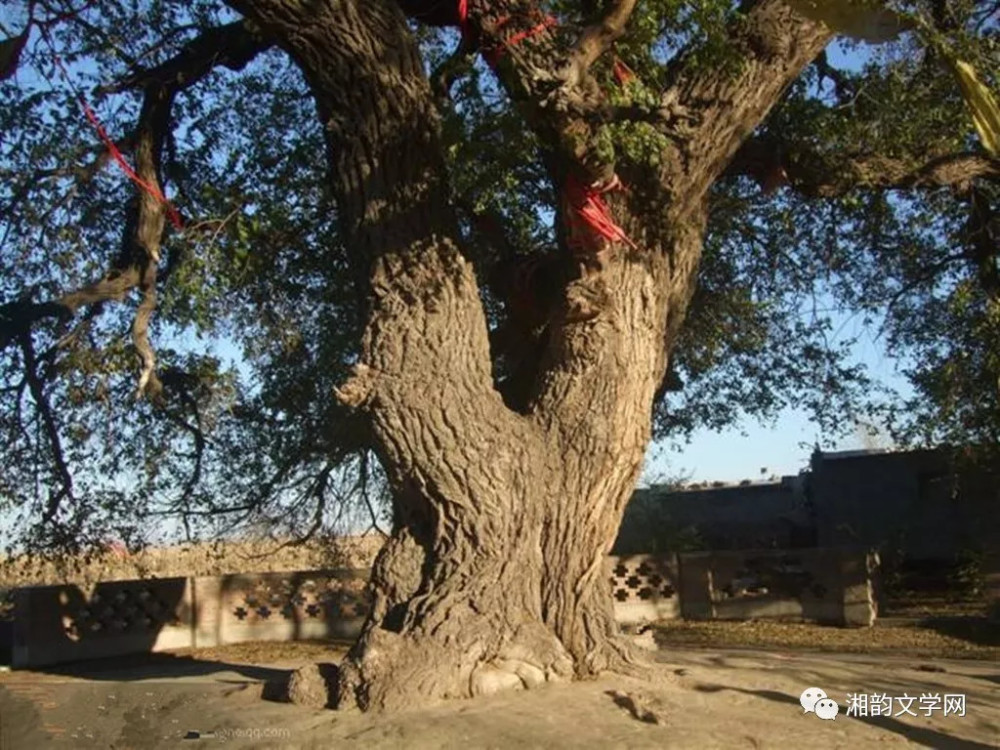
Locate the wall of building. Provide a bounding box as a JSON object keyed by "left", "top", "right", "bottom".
{"left": 620, "top": 448, "right": 998, "bottom": 564}
{"left": 615, "top": 476, "right": 813, "bottom": 554}
{"left": 810, "top": 449, "right": 998, "bottom": 561}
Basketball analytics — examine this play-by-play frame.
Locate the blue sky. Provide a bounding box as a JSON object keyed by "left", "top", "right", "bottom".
{"left": 646, "top": 303, "right": 913, "bottom": 485}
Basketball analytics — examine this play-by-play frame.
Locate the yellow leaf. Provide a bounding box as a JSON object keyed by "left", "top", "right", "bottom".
{"left": 949, "top": 59, "right": 1000, "bottom": 158}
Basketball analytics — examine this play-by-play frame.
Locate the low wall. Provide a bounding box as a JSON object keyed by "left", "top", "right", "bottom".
{"left": 608, "top": 554, "right": 680, "bottom": 624}
{"left": 11, "top": 569, "right": 370, "bottom": 669}
{"left": 8, "top": 548, "right": 876, "bottom": 668}
{"left": 677, "top": 547, "right": 877, "bottom": 627}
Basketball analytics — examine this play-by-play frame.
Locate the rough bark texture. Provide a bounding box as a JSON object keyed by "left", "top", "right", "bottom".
{"left": 225, "top": 0, "right": 832, "bottom": 712}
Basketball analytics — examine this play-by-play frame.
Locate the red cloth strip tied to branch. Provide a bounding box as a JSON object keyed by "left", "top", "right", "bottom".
{"left": 80, "top": 101, "right": 184, "bottom": 230}
{"left": 456, "top": 0, "right": 557, "bottom": 67}
{"left": 50, "top": 52, "right": 183, "bottom": 230}
{"left": 458, "top": 0, "right": 470, "bottom": 39}
{"left": 612, "top": 57, "right": 635, "bottom": 86}
{"left": 452, "top": 4, "right": 633, "bottom": 255}
{"left": 562, "top": 173, "right": 637, "bottom": 257}
{"left": 491, "top": 15, "right": 558, "bottom": 63}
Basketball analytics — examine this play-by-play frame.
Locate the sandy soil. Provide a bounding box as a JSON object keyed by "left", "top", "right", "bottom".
{"left": 1, "top": 642, "right": 997, "bottom": 749}
{"left": 654, "top": 618, "right": 998, "bottom": 661}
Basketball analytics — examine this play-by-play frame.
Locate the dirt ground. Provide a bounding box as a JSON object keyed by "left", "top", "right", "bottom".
{"left": 654, "top": 618, "right": 998, "bottom": 661}
{"left": 1, "top": 638, "right": 997, "bottom": 749}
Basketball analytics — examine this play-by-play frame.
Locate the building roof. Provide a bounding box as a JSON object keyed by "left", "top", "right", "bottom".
{"left": 815, "top": 448, "right": 898, "bottom": 461}
{"left": 643, "top": 475, "right": 802, "bottom": 494}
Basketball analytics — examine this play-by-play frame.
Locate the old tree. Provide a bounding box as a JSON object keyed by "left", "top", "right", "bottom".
{"left": 1, "top": 0, "right": 997, "bottom": 709}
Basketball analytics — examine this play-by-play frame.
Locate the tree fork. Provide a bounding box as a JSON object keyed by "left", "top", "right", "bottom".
{"left": 228, "top": 0, "right": 834, "bottom": 712}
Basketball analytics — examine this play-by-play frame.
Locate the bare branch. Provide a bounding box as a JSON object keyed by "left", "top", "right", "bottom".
{"left": 2, "top": 136, "right": 133, "bottom": 196}
{"left": 110, "top": 22, "right": 266, "bottom": 400}
{"left": 359, "top": 451, "right": 388, "bottom": 535}
{"left": 18, "top": 329, "right": 74, "bottom": 523}
{"left": 294, "top": 463, "right": 333, "bottom": 545}
{"left": 879, "top": 252, "right": 967, "bottom": 314}
{"left": 0, "top": 22, "right": 30, "bottom": 81}
{"left": 117, "top": 78, "right": 175, "bottom": 399}
{"left": 158, "top": 366, "right": 208, "bottom": 510}
{"left": 133, "top": 266, "right": 160, "bottom": 397}
{"left": 811, "top": 49, "right": 854, "bottom": 102}
{"left": 0, "top": 268, "right": 142, "bottom": 352}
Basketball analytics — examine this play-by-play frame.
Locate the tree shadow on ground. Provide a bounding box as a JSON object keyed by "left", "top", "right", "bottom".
{"left": 22, "top": 650, "right": 301, "bottom": 704}
{"left": 34, "top": 650, "right": 291, "bottom": 683}
{"left": 691, "top": 683, "right": 996, "bottom": 750}
{"left": 917, "top": 616, "right": 1000, "bottom": 648}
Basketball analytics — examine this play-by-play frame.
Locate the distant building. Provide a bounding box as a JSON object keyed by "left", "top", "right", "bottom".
{"left": 617, "top": 447, "right": 999, "bottom": 562}
{"left": 614, "top": 475, "right": 814, "bottom": 554}
{"left": 809, "top": 447, "right": 998, "bottom": 561}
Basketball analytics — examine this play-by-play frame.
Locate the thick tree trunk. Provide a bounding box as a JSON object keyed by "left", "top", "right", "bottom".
{"left": 334, "top": 226, "right": 699, "bottom": 710}
{"left": 228, "top": 0, "right": 828, "bottom": 712}
{"left": 226, "top": 0, "right": 672, "bottom": 711}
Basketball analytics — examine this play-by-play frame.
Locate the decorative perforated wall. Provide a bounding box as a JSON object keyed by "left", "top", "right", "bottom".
{"left": 230, "top": 574, "right": 370, "bottom": 624}
{"left": 63, "top": 583, "right": 184, "bottom": 639}
{"left": 608, "top": 554, "right": 681, "bottom": 624}
{"left": 8, "top": 549, "right": 876, "bottom": 668}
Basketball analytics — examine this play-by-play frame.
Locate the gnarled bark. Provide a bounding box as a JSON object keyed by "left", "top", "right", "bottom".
{"left": 227, "top": 0, "right": 831, "bottom": 711}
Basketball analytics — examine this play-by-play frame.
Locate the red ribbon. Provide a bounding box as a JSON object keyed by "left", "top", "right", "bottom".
{"left": 563, "top": 174, "right": 636, "bottom": 254}
{"left": 456, "top": 1, "right": 556, "bottom": 67}
{"left": 453, "top": 3, "right": 634, "bottom": 254}
{"left": 492, "top": 15, "right": 557, "bottom": 62}
{"left": 50, "top": 51, "right": 183, "bottom": 230}
{"left": 613, "top": 57, "right": 635, "bottom": 85}
{"left": 457, "top": 0, "right": 470, "bottom": 39}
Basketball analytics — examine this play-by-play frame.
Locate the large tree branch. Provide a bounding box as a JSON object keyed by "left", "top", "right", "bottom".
{"left": 727, "top": 140, "right": 1000, "bottom": 196}
{"left": 3, "top": 21, "right": 272, "bottom": 399}
{"left": 460, "top": 1, "right": 833, "bottom": 416}
{"left": 127, "top": 83, "right": 174, "bottom": 399}
{"left": 455, "top": 0, "right": 625, "bottom": 187}
{"left": 385, "top": 1, "right": 835, "bottom": 441}
{"left": 101, "top": 20, "right": 270, "bottom": 95}
{"left": 572, "top": 0, "right": 638, "bottom": 73}
{"left": 218, "top": 2, "right": 830, "bottom": 554}
{"left": 227, "top": 0, "right": 460, "bottom": 306}
{"left": 226, "top": 0, "right": 523, "bottom": 463}
{"left": 657, "top": 0, "right": 833, "bottom": 215}
{"left": 121, "top": 20, "right": 266, "bottom": 397}
{"left": 453, "top": 0, "right": 831, "bottom": 206}
{"left": 0, "top": 270, "right": 141, "bottom": 352}
{"left": 18, "top": 329, "right": 74, "bottom": 524}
